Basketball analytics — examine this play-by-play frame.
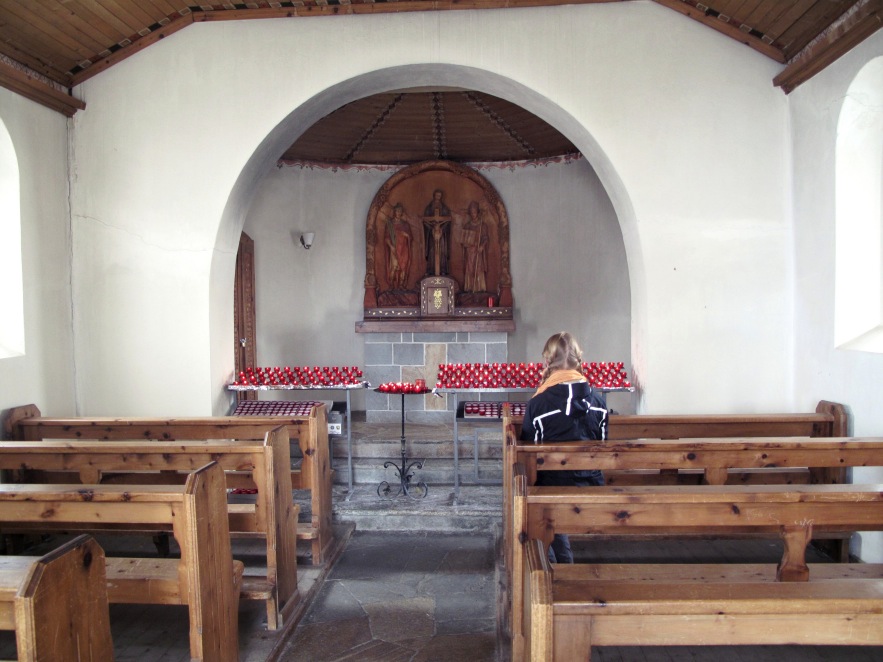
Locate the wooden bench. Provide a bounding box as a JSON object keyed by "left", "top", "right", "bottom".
{"left": 0, "top": 426, "right": 298, "bottom": 630}
{"left": 503, "top": 400, "right": 852, "bottom": 582}
{"left": 517, "top": 476, "right": 883, "bottom": 661}
{"left": 0, "top": 534, "right": 112, "bottom": 661}
{"left": 4, "top": 403, "right": 333, "bottom": 565}
{"left": 0, "top": 462, "right": 241, "bottom": 662}
{"left": 509, "top": 432, "right": 883, "bottom": 535}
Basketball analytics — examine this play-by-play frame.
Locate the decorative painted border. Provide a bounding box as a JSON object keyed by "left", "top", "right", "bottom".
{"left": 364, "top": 308, "right": 421, "bottom": 318}
{"left": 363, "top": 307, "right": 513, "bottom": 318}
{"left": 277, "top": 152, "right": 583, "bottom": 172}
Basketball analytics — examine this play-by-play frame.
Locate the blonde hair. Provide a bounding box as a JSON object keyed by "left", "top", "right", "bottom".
{"left": 541, "top": 332, "right": 583, "bottom": 382}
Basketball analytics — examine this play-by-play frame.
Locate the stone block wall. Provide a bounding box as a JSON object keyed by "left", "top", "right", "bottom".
{"left": 363, "top": 332, "right": 509, "bottom": 423}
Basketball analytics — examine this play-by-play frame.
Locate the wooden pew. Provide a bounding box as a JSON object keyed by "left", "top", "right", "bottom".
{"left": 0, "top": 534, "right": 112, "bottom": 661}
{"left": 505, "top": 399, "right": 848, "bottom": 508}
{"left": 517, "top": 476, "right": 883, "bottom": 661}
{"left": 0, "top": 462, "right": 241, "bottom": 662}
{"left": 502, "top": 400, "right": 852, "bottom": 588}
{"left": 4, "top": 403, "right": 333, "bottom": 565}
{"left": 0, "top": 427, "right": 298, "bottom": 630}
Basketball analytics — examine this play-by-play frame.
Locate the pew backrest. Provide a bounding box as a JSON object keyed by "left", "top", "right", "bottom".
{"left": 0, "top": 462, "right": 238, "bottom": 661}
{"left": 0, "top": 534, "right": 113, "bottom": 662}
{"left": 3, "top": 403, "right": 333, "bottom": 565}
{"left": 0, "top": 427, "right": 298, "bottom": 630}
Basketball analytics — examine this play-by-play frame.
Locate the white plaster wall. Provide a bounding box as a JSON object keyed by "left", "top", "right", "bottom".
{"left": 70, "top": 1, "right": 791, "bottom": 416}
{"left": 244, "top": 158, "right": 633, "bottom": 412}
{"left": 790, "top": 29, "right": 883, "bottom": 562}
{"left": 0, "top": 88, "right": 76, "bottom": 423}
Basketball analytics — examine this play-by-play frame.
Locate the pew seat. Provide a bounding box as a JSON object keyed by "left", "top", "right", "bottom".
{"left": 525, "top": 542, "right": 883, "bottom": 661}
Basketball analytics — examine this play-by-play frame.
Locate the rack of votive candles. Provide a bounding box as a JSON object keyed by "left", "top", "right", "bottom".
{"left": 434, "top": 361, "right": 632, "bottom": 391}
{"left": 228, "top": 365, "right": 367, "bottom": 389}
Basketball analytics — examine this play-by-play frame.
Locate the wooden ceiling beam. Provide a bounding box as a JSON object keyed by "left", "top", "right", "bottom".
{"left": 652, "top": 0, "right": 787, "bottom": 62}
{"left": 69, "top": 12, "right": 193, "bottom": 87}
{"left": 774, "top": 0, "right": 882, "bottom": 93}
{"left": 0, "top": 41, "right": 71, "bottom": 89}
{"left": 191, "top": 0, "right": 624, "bottom": 22}
{"left": 0, "top": 61, "right": 85, "bottom": 117}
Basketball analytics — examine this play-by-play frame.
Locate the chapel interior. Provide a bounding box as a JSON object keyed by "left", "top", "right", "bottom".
{"left": 0, "top": 1, "right": 882, "bottom": 660}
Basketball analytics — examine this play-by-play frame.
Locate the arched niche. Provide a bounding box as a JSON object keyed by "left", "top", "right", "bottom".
{"left": 211, "top": 64, "right": 641, "bottom": 410}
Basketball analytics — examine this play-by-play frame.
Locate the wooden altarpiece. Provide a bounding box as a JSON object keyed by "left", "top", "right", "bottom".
{"left": 361, "top": 160, "right": 513, "bottom": 326}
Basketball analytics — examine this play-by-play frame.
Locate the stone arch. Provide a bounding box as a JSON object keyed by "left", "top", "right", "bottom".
{"left": 209, "top": 64, "right": 644, "bottom": 409}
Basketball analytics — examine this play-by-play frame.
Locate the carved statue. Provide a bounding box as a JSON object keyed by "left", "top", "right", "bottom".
{"left": 422, "top": 189, "right": 452, "bottom": 276}
{"left": 460, "top": 201, "right": 488, "bottom": 293}
{"left": 362, "top": 159, "right": 515, "bottom": 317}
{"left": 385, "top": 203, "right": 413, "bottom": 289}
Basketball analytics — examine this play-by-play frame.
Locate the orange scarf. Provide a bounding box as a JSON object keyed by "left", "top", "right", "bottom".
{"left": 533, "top": 369, "right": 586, "bottom": 396}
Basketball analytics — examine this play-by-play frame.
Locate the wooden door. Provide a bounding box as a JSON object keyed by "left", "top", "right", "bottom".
{"left": 234, "top": 232, "right": 257, "bottom": 401}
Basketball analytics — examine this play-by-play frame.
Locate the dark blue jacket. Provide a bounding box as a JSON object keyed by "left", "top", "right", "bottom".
{"left": 520, "top": 379, "right": 608, "bottom": 443}
{"left": 520, "top": 379, "right": 608, "bottom": 486}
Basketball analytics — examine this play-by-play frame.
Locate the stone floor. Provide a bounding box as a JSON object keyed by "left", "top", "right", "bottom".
{"left": 272, "top": 533, "right": 883, "bottom": 662}
{"left": 274, "top": 531, "right": 498, "bottom": 661}
{"left": 0, "top": 529, "right": 354, "bottom": 662}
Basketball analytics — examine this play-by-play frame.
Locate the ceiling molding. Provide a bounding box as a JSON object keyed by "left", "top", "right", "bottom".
{"left": 0, "top": 60, "right": 84, "bottom": 117}
{"left": 774, "top": 0, "right": 883, "bottom": 93}
{"left": 652, "top": 0, "right": 786, "bottom": 63}
{"left": 70, "top": 13, "right": 194, "bottom": 87}
{"left": 190, "top": 0, "right": 622, "bottom": 23}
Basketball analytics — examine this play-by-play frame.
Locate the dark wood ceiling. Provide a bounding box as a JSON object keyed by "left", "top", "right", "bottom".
{"left": 280, "top": 90, "right": 582, "bottom": 164}
{"left": 0, "top": 1, "right": 880, "bottom": 162}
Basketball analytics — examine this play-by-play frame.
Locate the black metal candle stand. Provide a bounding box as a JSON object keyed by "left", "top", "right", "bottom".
{"left": 376, "top": 390, "right": 428, "bottom": 499}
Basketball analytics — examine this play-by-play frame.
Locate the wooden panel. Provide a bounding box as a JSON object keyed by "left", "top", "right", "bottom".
{"left": 356, "top": 318, "right": 516, "bottom": 332}
{"left": 774, "top": 1, "right": 883, "bottom": 93}
{"left": 97, "top": 0, "right": 159, "bottom": 31}
{"left": 175, "top": 459, "right": 239, "bottom": 661}
{"left": 234, "top": 231, "right": 257, "bottom": 400}
{"left": 36, "top": 1, "right": 116, "bottom": 54}
{"left": 553, "top": 580, "right": 883, "bottom": 612}
{"left": 61, "top": 0, "right": 142, "bottom": 38}
{"left": 105, "top": 557, "right": 186, "bottom": 604}
{"left": 13, "top": 535, "right": 113, "bottom": 662}
{"left": 584, "top": 613, "right": 883, "bottom": 647}
{"left": 0, "top": 61, "right": 85, "bottom": 116}
{"left": 530, "top": 437, "right": 883, "bottom": 473}
{"left": 552, "top": 562, "right": 883, "bottom": 582}
{"left": 775, "top": 0, "right": 861, "bottom": 56}
{"left": 0, "top": 2, "right": 90, "bottom": 68}
{"left": 606, "top": 414, "right": 828, "bottom": 439}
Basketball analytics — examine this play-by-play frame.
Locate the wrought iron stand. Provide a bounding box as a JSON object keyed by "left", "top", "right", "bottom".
{"left": 377, "top": 391, "right": 428, "bottom": 499}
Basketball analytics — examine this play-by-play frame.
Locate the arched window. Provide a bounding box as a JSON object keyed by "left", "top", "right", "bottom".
{"left": 0, "top": 118, "right": 24, "bottom": 358}
{"left": 834, "top": 57, "right": 883, "bottom": 353}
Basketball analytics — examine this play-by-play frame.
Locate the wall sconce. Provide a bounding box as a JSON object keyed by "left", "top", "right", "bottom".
{"left": 300, "top": 232, "right": 315, "bottom": 250}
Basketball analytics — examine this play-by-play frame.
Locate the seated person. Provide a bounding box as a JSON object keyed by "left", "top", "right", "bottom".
{"left": 520, "top": 331, "right": 609, "bottom": 563}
